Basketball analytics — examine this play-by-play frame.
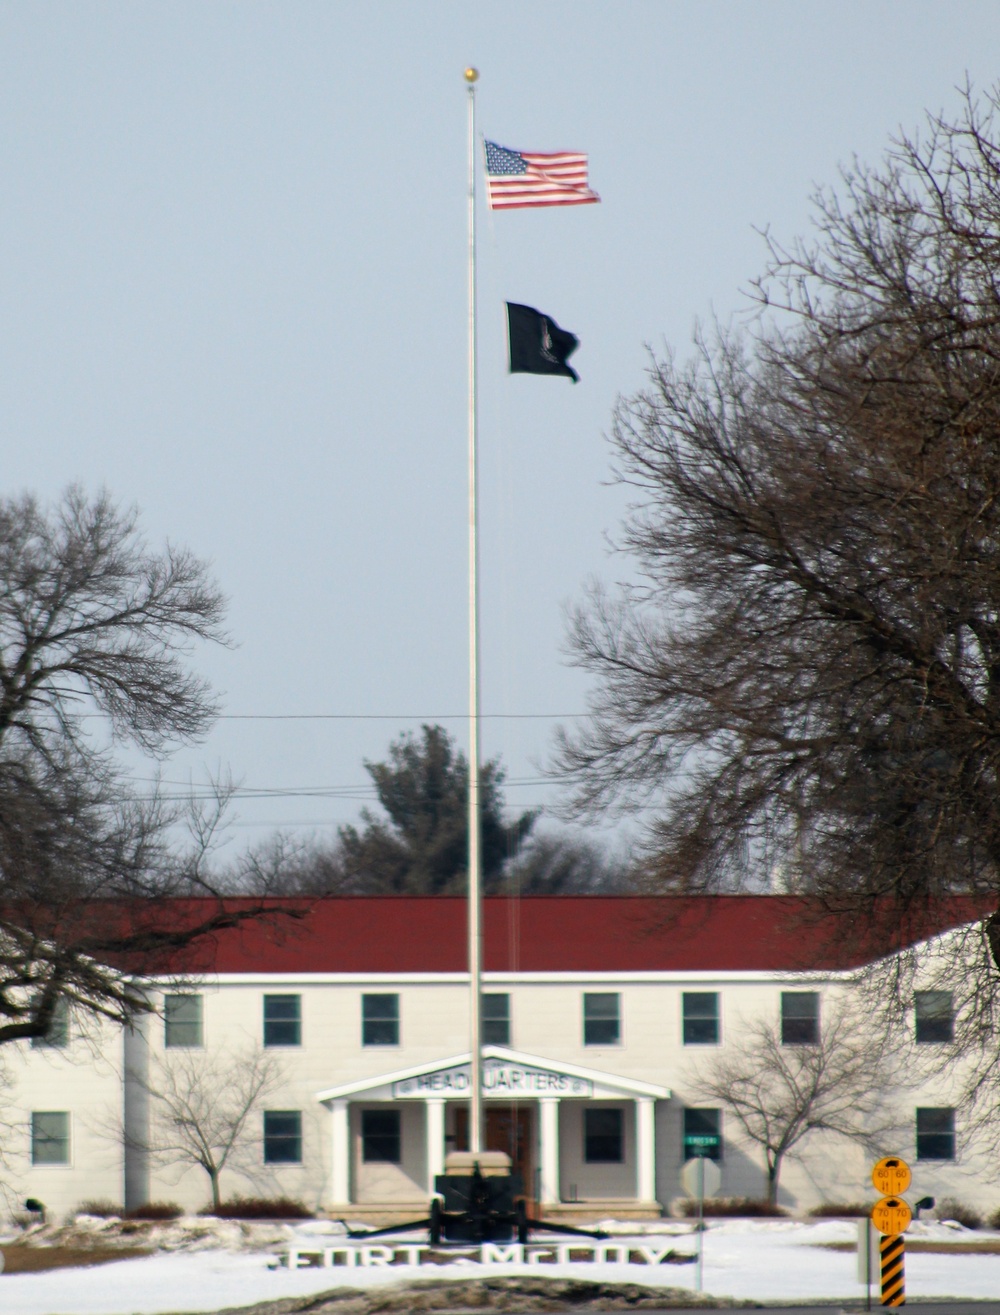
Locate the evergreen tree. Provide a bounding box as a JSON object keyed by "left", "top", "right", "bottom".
{"left": 337, "top": 725, "right": 536, "bottom": 894}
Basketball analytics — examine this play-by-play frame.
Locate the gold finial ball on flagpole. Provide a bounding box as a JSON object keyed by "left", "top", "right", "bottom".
{"left": 464, "top": 67, "right": 479, "bottom": 83}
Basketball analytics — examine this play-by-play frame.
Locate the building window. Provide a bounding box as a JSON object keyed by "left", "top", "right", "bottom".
{"left": 682, "top": 992, "right": 719, "bottom": 1045}
{"left": 31, "top": 1111, "right": 70, "bottom": 1165}
{"left": 362, "top": 1109, "right": 401, "bottom": 1163}
{"left": 263, "top": 994, "right": 302, "bottom": 1047}
{"left": 915, "top": 991, "right": 954, "bottom": 1044}
{"left": 482, "top": 994, "right": 510, "bottom": 1046}
{"left": 583, "top": 993, "right": 620, "bottom": 1046}
{"left": 780, "top": 992, "right": 819, "bottom": 1045}
{"left": 31, "top": 998, "right": 70, "bottom": 1049}
{"left": 263, "top": 1110, "right": 302, "bottom": 1164}
{"left": 164, "top": 994, "right": 203, "bottom": 1048}
{"left": 362, "top": 994, "right": 399, "bottom": 1046}
{"left": 916, "top": 1107, "right": 956, "bottom": 1160}
{"left": 683, "top": 1107, "right": 722, "bottom": 1161}
{"left": 584, "top": 1108, "right": 623, "bottom": 1163}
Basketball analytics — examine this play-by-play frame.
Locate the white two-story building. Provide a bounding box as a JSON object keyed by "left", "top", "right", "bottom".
{"left": 2, "top": 895, "right": 989, "bottom": 1221}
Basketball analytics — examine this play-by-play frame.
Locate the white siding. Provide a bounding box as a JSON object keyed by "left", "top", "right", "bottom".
{"left": 1, "top": 948, "right": 994, "bottom": 1219}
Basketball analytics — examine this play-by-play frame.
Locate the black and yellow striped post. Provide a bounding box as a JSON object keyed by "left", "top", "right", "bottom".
{"left": 870, "top": 1181, "right": 911, "bottom": 1309}
{"left": 879, "top": 1233, "right": 905, "bottom": 1306}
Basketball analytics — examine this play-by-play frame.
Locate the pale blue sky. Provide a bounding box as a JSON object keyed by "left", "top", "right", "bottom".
{"left": 1, "top": 2, "right": 997, "bottom": 851}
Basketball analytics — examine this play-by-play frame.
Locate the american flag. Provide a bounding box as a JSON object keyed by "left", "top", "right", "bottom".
{"left": 484, "top": 141, "right": 600, "bottom": 210}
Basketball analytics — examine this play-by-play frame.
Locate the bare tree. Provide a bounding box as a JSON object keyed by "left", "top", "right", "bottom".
{"left": 0, "top": 486, "right": 226, "bottom": 761}
{"left": 228, "top": 824, "right": 635, "bottom": 897}
{"left": 135, "top": 1045, "right": 284, "bottom": 1211}
{"left": 691, "top": 1000, "right": 905, "bottom": 1205}
{"left": 502, "top": 830, "right": 636, "bottom": 893}
{"left": 0, "top": 487, "right": 298, "bottom": 1046}
{"left": 220, "top": 831, "right": 354, "bottom": 897}
{"left": 556, "top": 85, "right": 1000, "bottom": 957}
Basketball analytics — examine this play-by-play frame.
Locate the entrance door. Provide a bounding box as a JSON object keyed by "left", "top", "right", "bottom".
{"left": 454, "top": 1106, "right": 535, "bottom": 1213}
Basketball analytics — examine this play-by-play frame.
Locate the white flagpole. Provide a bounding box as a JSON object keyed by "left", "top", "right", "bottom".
{"left": 464, "top": 64, "right": 483, "bottom": 1157}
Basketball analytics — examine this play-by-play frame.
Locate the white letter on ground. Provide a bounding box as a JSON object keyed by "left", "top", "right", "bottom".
{"left": 481, "top": 1243, "right": 524, "bottom": 1264}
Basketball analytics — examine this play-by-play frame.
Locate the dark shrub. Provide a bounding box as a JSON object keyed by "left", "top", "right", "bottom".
{"left": 808, "top": 1202, "right": 872, "bottom": 1218}
{"left": 678, "top": 1197, "right": 787, "bottom": 1217}
{"left": 75, "top": 1200, "right": 123, "bottom": 1219}
{"left": 936, "top": 1198, "right": 982, "bottom": 1230}
{"left": 125, "top": 1202, "right": 184, "bottom": 1221}
{"left": 200, "top": 1196, "right": 313, "bottom": 1220}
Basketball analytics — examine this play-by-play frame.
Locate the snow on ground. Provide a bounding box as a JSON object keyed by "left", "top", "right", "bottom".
{"left": 3, "top": 1218, "right": 1000, "bottom": 1314}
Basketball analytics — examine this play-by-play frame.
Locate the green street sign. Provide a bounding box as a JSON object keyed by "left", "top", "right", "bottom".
{"left": 684, "top": 1134, "right": 721, "bottom": 1157}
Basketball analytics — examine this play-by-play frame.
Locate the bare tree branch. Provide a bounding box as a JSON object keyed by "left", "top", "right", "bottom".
{"left": 0, "top": 488, "right": 300, "bottom": 1046}
{"left": 556, "top": 85, "right": 1000, "bottom": 956}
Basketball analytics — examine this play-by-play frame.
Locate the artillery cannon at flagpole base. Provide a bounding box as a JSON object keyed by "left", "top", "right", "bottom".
{"left": 339, "top": 1149, "right": 608, "bottom": 1245}
{"left": 431, "top": 1150, "right": 528, "bottom": 1244}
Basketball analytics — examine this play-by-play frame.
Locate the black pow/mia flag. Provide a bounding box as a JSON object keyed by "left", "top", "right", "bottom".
{"left": 506, "top": 302, "right": 580, "bottom": 383}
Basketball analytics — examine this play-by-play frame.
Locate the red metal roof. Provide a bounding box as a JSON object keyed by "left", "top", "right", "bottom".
{"left": 152, "top": 895, "right": 983, "bottom": 976}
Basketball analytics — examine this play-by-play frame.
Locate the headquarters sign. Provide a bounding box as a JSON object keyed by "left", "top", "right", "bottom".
{"left": 393, "top": 1059, "right": 592, "bottom": 1099}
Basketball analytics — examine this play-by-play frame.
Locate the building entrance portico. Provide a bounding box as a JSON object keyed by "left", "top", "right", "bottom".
{"left": 316, "top": 1046, "right": 668, "bottom": 1222}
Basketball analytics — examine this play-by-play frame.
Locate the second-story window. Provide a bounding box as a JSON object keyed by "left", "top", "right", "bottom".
{"left": 482, "top": 994, "right": 510, "bottom": 1045}
{"left": 362, "top": 993, "right": 399, "bottom": 1046}
{"left": 682, "top": 992, "right": 719, "bottom": 1045}
{"left": 31, "top": 998, "right": 70, "bottom": 1050}
{"left": 780, "top": 991, "right": 819, "bottom": 1045}
{"left": 164, "top": 994, "right": 203, "bottom": 1048}
{"left": 583, "top": 993, "right": 620, "bottom": 1046}
{"left": 263, "top": 994, "right": 302, "bottom": 1047}
{"left": 914, "top": 991, "right": 953, "bottom": 1044}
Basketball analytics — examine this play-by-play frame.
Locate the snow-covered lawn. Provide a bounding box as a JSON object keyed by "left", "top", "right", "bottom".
{"left": 3, "top": 1216, "right": 1000, "bottom": 1313}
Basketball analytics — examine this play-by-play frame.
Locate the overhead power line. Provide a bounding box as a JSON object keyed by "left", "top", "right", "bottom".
{"left": 129, "top": 772, "right": 571, "bottom": 804}
{"left": 216, "top": 712, "right": 584, "bottom": 721}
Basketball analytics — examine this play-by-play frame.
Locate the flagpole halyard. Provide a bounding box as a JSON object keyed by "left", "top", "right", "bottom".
{"left": 464, "top": 64, "right": 483, "bottom": 1158}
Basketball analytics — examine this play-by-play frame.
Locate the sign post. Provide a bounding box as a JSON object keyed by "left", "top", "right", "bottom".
{"left": 681, "top": 1156, "right": 721, "bottom": 1294}
{"left": 869, "top": 1158, "right": 911, "bottom": 1308}
{"left": 857, "top": 1218, "right": 879, "bottom": 1306}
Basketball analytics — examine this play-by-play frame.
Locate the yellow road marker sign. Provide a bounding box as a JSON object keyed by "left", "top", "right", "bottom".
{"left": 872, "top": 1156, "right": 911, "bottom": 1196}
{"left": 871, "top": 1195, "right": 912, "bottom": 1236}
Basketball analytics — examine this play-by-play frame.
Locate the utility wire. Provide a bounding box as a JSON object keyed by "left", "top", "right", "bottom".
{"left": 128, "top": 779, "right": 572, "bottom": 804}
{"left": 216, "top": 712, "right": 584, "bottom": 721}
{"left": 130, "top": 772, "right": 570, "bottom": 792}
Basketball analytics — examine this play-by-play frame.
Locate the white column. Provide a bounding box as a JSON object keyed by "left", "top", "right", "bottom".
{"left": 539, "top": 1097, "right": 560, "bottom": 1205}
{"left": 331, "top": 1100, "right": 350, "bottom": 1204}
{"left": 123, "top": 1013, "right": 150, "bottom": 1212}
{"left": 636, "top": 1097, "right": 655, "bottom": 1202}
{"left": 426, "top": 1099, "right": 446, "bottom": 1193}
